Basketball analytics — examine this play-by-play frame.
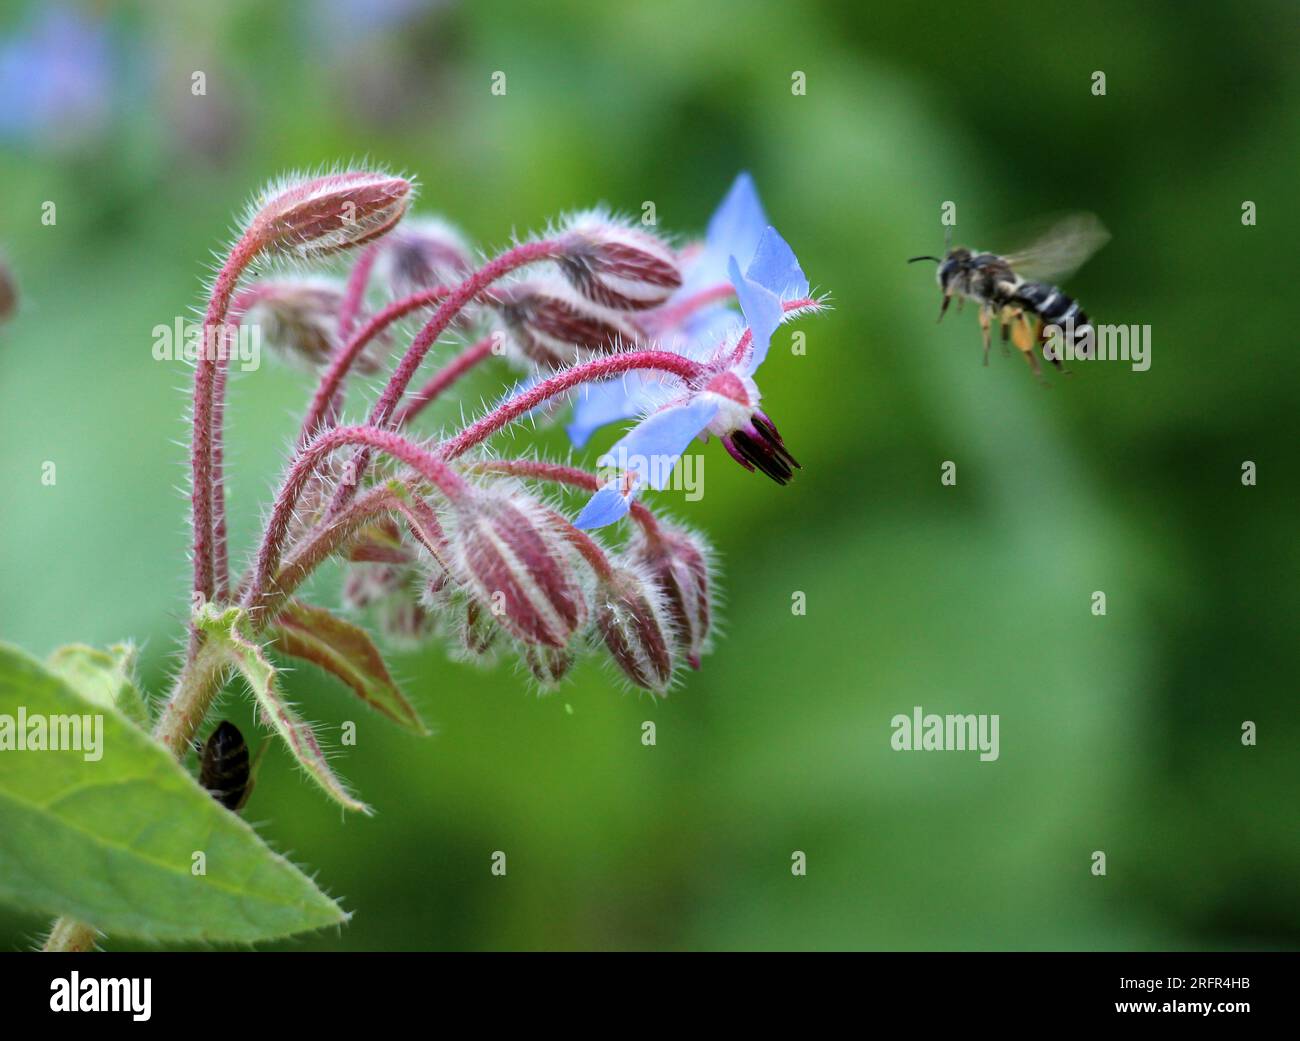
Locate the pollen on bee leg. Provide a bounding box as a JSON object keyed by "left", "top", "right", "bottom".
{"left": 1012, "top": 313, "right": 1035, "bottom": 352}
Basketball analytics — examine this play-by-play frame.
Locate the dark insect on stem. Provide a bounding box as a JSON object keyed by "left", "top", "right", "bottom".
{"left": 199, "top": 720, "right": 257, "bottom": 812}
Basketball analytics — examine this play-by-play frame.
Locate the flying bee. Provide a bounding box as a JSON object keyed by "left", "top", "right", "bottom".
{"left": 909, "top": 213, "right": 1109, "bottom": 378}
{"left": 198, "top": 720, "right": 266, "bottom": 812}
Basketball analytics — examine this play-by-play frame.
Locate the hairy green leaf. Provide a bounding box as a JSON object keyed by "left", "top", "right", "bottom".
{"left": 271, "top": 600, "right": 430, "bottom": 735}
{"left": 196, "top": 605, "right": 371, "bottom": 814}
{"left": 0, "top": 642, "right": 347, "bottom": 942}
{"left": 46, "top": 642, "right": 150, "bottom": 727}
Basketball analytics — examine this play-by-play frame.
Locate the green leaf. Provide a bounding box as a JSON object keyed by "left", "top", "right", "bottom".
{"left": 0, "top": 642, "right": 347, "bottom": 943}
{"left": 270, "top": 600, "right": 430, "bottom": 735}
{"left": 196, "top": 605, "right": 371, "bottom": 814}
{"left": 46, "top": 642, "right": 150, "bottom": 727}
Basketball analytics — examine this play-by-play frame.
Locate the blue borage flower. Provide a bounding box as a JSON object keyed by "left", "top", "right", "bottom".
{"left": 573, "top": 177, "right": 815, "bottom": 530}
{"left": 567, "top": 172, "right": 767, "bottom": 449}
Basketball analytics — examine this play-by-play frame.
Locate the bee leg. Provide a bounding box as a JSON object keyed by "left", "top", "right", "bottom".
{"left": 978, "top": 304, "right": 992, "bottom": 366}
{"left": 1039, "top": 320, "right": 1069, "bottom": 374}
{"left": 937, "top": 293, "right": 952, "bottom": 323}
{"left": 999, "top": 308, "right": 1016, "bottom": 356}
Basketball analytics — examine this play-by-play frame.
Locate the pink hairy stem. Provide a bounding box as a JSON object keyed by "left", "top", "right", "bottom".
{"left": 439, "top": 349, "right": 703, "bottom": 461}
{"left": 300, "top": 284, "right": 452, "bottom": 443}
{"left": 244, "top": 425, "right": 468, "bottom": 615}
{"left": 645, "top": 281, "right": 735, "bottom": 330}
{"left": 191, "top": 231, "right": 262, "bottom": 617}
{"left": 336, "top": 241, "right": 381, "bottom": 342}
{"left": 466, "top": 458, "right": 662, "bottom": 537}
{"left": 324, "top": 238, "right": 568, "bottom": 515}
{"left": 393, "top": 333, "right": 497, "bottom": 428}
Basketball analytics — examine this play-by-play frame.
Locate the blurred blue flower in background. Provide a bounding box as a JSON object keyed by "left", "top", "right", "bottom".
{"left": 0, "top": 5, "right": 113, "bottom": 150}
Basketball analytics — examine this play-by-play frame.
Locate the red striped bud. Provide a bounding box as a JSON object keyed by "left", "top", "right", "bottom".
{"left": 494, "top": 281, "right": 640, "bottom": 368}
{"left": 448, "top": 485, "right": 587, "bottom": 648}
{"left": 458, "top": 598, "right": 499, "bottom": 659}
{"left": 629, "top": 523, "right": 713, "bottom": 669}
{"left": 521, "top": 644, "right": 574, "bottom": 689}
{"left": 595, "top": 565, "right": 676, "bottom": 694}
{"left": 245, "top": 170, "right": 412, "bottom": 260}
{"left": 557, "top": 212, "right": 682, "bottom": 311}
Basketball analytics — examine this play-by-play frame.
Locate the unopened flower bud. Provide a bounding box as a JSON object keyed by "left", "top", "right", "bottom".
{"left": 341, "top": 563, "right": 408, "bottom": 611}
{"left": 557, "top": 212, "right": 682, "bottom": 311}
{"left": 378, "top": 597, "right": 434, "bottom": 648}
{"left": 596, "top": 565, "right": 676, "bottom": 693}
{"left": 629, "top": 523, "right": 712, "bottom": 669}
{"left": 494, "top": 281, "right": 640, "bottom": 368}
{"left": 347, "top": 518, "right": 411, "bottom": 565}
{"left": 522, "top": 644, "right": 574, "bottom": 689}
{"left": 377, "top": 217, "right": 473, "bottom": 296}
{"left": 245, "top": 170, "right": 412, "bottom": 260}
{"left": 458, "top": 598, "right": 499, "bottom": 658}
{"left": 246, "top": 280, "right": 384, "bottom": 371}
{"left": 449, "top": 484, "right": 587, "bottom": 648}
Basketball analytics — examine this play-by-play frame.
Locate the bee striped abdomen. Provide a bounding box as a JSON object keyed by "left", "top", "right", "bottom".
{"left": 199, "top": 720, "right": 252, "bottom": 811}
{"left": 1013, "top": 280, "right": 1092, "bottom": 345}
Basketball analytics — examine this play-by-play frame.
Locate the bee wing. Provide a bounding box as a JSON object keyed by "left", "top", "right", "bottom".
{"left": 1002, "top": 213, "right": 1109, "bottom": 283}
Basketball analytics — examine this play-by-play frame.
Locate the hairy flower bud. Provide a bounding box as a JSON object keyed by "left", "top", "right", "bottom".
{"left": 522, "top": 644, "right": 574, "bottom": 689}
{"left": 245, "top": 280, "right": 384, "bottom": 372}
{"left": 557, "top": 212, "right": 682, "bottom": 311}
{"left": 379, "top": 597, "right": 434, "bottom": 647}
{"left": 494, "top": 281, "right": 640, "bottom": 368}
{"left": 595, "top": 565, "right": 676, "bottom": 693}
{"left": 245, "top": 170, "right": 412, "bottom": 260}
{"left": 341, "top": 563, "right": 409, "bottom": 611}
{"left": 0, "top": 254, "right": 17, "bottom": 324}
{"left": 458, "top": 598, "right": 499, "bottom": 658}
{"left": 448, "top": 484, "right": 587, "bottom": 648}
{"left": 347, "top": 518, "right": 411, "bottom": 565}
{"left": 377, "top": 217, "right": 473, "bottom": 296}
{"left": 628, "top": 524, "right": 712, "bottom": 669}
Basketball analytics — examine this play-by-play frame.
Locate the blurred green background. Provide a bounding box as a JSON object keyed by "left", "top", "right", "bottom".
{"left": 1, "top": 0, "right": 1297, "bottom": 950}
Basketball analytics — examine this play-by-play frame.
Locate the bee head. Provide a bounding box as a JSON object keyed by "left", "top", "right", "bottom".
{"left": 937, "top": 247, "right": 971, "bottom": 292}
{"left": 909, "top": 247, "right": 970, "bottom": 293}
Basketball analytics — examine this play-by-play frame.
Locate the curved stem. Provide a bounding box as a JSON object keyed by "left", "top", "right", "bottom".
{"left": 337, "top": 241, "right": 381, "bottom": 342}
{"left": 440, "top": 350, "right": 702, "bottom": 460}
{"left": 245, "top": 425, "right": 468, "bottom": 613}
{"left": 325, "top": 239, "right": 566, "bottom": 515}
{"left": 393, "top": 334, "right": 496, "bottom": 428}
{"left": 645, "top": 281, "right": 734, "bottom": 331}
{"left": 544, "top": 508, "right": 614, "bottom": 580}
{"left": 300, "top": 285, "right": 451, "bottom": 443}
{"left": 247, "top": 484, "right": 403, "bottom": 622}
{"left": 466, "top": 458, "right": 661, "bottom": 536}
{"left": 191, "top": 230, "right": 261, "bottom": 613}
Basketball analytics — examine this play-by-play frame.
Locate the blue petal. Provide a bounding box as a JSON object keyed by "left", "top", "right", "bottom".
{"left": 566, "top": 379, "right": 646, "bottom": 449}
{"left": 705, "top": 172, "right": 769, "bottom": 276}
{"left": 728, "top": 256, "right": 783, "bottom": 375}
{"left": 679, "top": 304, "right": 745, "bottom": 362}
{"left": 605, "top": 397, "right": 720, "bottom": 491}
{"left": 573, "top": 482, "right": 631, "bottom": 530}
{"left": 746, "top": 226, "right": 808, "bottom": 298}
